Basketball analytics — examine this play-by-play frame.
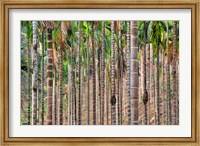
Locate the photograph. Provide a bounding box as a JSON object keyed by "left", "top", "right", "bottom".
{"left": 20, "top": 20, "right": 179, "bottom": 125}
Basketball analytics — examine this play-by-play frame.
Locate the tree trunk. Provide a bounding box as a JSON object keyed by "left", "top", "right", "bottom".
{"left": 86, "top": 36, "right": 90, "bottom": 125}
{"left": 105, "top": 71, "right": 109, "bottom": 125}
{"left": 130, "top": 21, "right": 139, "bottom": 125}
{"left": 153, "top": 61, "right": 157, "bottom": 125}
{"left": 126, "top": 21, "right": 131, "bottom": 125}
{"left": 156, "top": 41, "right": 160, "bottom": 125}
{"left": 100, "top": 21, "right": 105, "bottom": 125}
{"left": 143, "top": 21, "right": 148, "bottom": 125}
{"left": 54, "top": 69, "right": 57, "bottom": 125}
{"left": 72, "top": 45, "right": 76, "bottom": 125}
{"left": 32, "top": 21, "right": 38, "bottom": 125}
{"left": 147, "top": 43, "right": 150, "bottom": 125}
{"left": 41, "top": 32, "right": 45, "bottom": 125}
{"left": 176, "top": 59, "right": 179, "bottom": 125}
{"left": 78, "top": 21, "right": 82, "bottom": 125}
{"left": 68, "top": 64, "right": 71, "bottom": 125}
{"left": 27, "top": 23, "right": 31, "bottom": 125}
{"left": 162, "top": 50, "right": 165, "bottom": 124}
{"left": 150, "top": 43, "right": 154, "bottom": 125}
{"left": 111, "top": 21, "right": 116, "bottom": 125}
{"left": 173, "top": 21, "right": 177, "bottom": 125}
{"left": 118, "top": 21, "right": 122, "bottom": 125}
{"left": 46, "top": 28, "right": 53, "bottom": 125}
{"left": 166, "top": 21, "right": 171, "bottom": 125}
{"left": 92, "top": 22, "right": 96, "bottom": 125}
{"left": 59, "top": 48, "right": 63, "bottom": 125}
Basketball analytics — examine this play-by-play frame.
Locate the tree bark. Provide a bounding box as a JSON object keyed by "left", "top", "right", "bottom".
{"left": 100, "top": 21, "right": 105, "bottom": 125}
{"left": 32, "top": 21, "right": 38, "bottom": 125}
{"left": 111, "top": 21, "right": 116, "bottom": 125}
{"left": 143, "top": 21, "right": 148, "bottom": 125}
{"left": 173, "top": 21, "right": 177, "bottom": 125}
{"left": 156, "top": 41, "right": 160, "bottom": 125}
{"left": 46, "top": 28, "right": 53, "bottom": 125}
{"left": 92, "top": 22, "right": 96, "bottom": 125}
{"left": 27, "top": 23, "right": 31, "bottom": 125}
{"left": 78, "top": 21, "right": 82, "bottom": 125}
{"left": 130, "top": 21, "right": 139, "bottom": 125}
{"left": 126, "top": 21, "right": 131, "bottom": 125}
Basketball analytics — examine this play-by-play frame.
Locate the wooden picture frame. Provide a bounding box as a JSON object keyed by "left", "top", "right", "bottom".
{"left": 0, "top": 0, "right": 199, "bottom": 145}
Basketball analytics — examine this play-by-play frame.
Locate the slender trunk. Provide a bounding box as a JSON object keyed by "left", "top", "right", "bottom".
{"left": 100, "top": 21, "right": 105, "bottom": 125}
{"left": 111, "top": 21, "right": 116, "bottom": 125}
{"left": 27, "top": 25, "right": 31, "bottom": 125}
{"left": 139, "top": 49, "right": 142, "bottom": 124}
{"left": 46, "top": 28, "right": 53, "bottom": 125}
{"left": 72, "top": 46, "right": 76, "bottom": 125}
{"left": 176, "top": 60, "right": 179, "bottom": 124}
{"left": 162, "top": 50, "right": 165, "bottom": 124}
{"left": 92, "top": 22, "right": 96, "bottom": 125}
{"left": 126, "top": 21, "right": 131, "bottom": 125}
{"left": 86, "top": 37, "right": 90, "bottom": 125}
{"left": 97, "top": 47, "right": 101, "bottom": 125}
{"left": 147, "top": 44, "right": 151, "bottom": 125}
{"left": 166, "top": 21, "right": 171, "bottom": 125}
{"left": 153, "top": 61, "right": 157, "bottom": 125}
{"left": 59, "top": 49, "right": 63, "bottom": 125}
{"left": 32, "top": 21, "right": 38, "bottom": 125}
{"left": 53, "top": 69, "right": 57, "bottom": 125}
{"left": 150, "top": 43, "right": 153, "bottom": 125}
{"left": 173, "top": 21, "right": 177, "bottom": 125}
{"left": 156, "top": 41, "right": 160, "bottom": 125}
{"left": 68, "top": 64, "right": 71, "bottom": 125}
{"left": 70, "top": 45, "right": 74, "bottom": 124}
{"left": 41, "top": 32, "right": 45, "bottom": 125}
{"left": 130, "top": 21, "right": 139, "bottom": 125}
{"left": 37, "top": 80, "right": 40, "bottom": 124}
{"left": 165, "top": 21, "right": 170, "bottom": 125}
{"left": 143, "top": 21, "right": 148, "bottom": 125}
{"left": 106, "top": 71, "right": 109, "bottom": 125}
{"left": 78, "top": 21, "right": 82, "bottom": 125}
{"left": 118, "top": 21, "right": 122, "bottom": 125}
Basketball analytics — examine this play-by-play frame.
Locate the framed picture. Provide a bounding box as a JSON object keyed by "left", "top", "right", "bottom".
{"left": 1, "top": 0, "right": 199, "bottom": 145}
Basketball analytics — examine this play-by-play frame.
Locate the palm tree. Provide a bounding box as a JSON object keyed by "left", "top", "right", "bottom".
{"left": 130, "top": 21, "right": 139, "bottom": 125}
{"left": 52, "top": 32, "right": 58, "bottom": 125}
{"left": 78, "top": 21, "right": 82, "bottom": 125}
{"left": 150, "top": 21, "right": 165, "bottom": 125}
{"left": 41, "top": 30, "right": 45, "bottom": 125}
{"left": 92, "top": 21, "right": 96, "bottom": 125}
{"left": 162, "top": 49, "right": 165, "bottom": 124}
{"left": 41, "top": 21, "right": 56, "bottom": 125}
{"left": 153, "top": 60, "right": 156, "bottom": 125}
{"left": 126, "top": 21, "right": 131, "bottom": 125}
{"left": 86, "top": 35, "right": 90, "bottom": 125}
{"left": 68, "top": 64, "right": 71, "bottom": 125}
{"left": 46, "top": 27, "right": 53, "bottom": 125}
{"left": 150, "top": 43, "right": 154, "bottom": 125}
{"left": 32, "top": 21, "right": 38, "bottom": 125}
{"left": 143, "top": 21, "right": 148, "bottom": 125}
{"left": 166, "top": 21, "right": 171, "bottom": 125}
{"left": 116, "top": 21, "right": 123, "bottom": 125}
{"left": 71, "top": 42, "right": 76, "bottom": 125}
{"left": 110, "top": 21, "right": 116, "bottom": 125}
{"left": 26, "top": 21, "right": 31, "bottom": 125}
{"left": 70, "top": 21, "right": 76, "bottom": 125}
{"left": 173, "top": 21, "right": 177, "bottom": 125}
{"left": 59, "top": 46, "right": 63, "bottom": 125}
{"left": 100, "top": 21, "right": 105, "bottom": 125}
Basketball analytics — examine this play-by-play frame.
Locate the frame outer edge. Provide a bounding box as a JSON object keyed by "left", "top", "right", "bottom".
{"left": 197, "top": 0, "right": 200, "bottom": 146}
{"left": 1, "top": 0, "right": 199, "bottom": 145}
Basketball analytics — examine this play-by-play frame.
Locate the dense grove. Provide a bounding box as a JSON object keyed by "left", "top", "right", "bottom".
{"left": 21, "top": 21, "right": 179, "bottom": 125}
